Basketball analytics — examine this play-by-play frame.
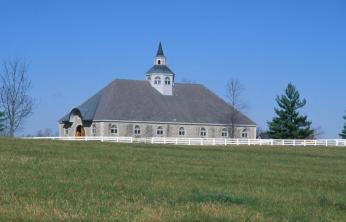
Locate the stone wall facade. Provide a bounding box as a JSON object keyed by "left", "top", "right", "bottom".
{"left": 59, "top": 121, "right": 256, "bottom": 139}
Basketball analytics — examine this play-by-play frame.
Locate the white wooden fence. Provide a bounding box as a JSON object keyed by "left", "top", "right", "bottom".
{"left": 23, "top": 136, "right": 346, "bottom": 147}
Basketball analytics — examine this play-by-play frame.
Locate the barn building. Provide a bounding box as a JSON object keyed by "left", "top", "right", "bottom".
{"left": 59, "top": 43, "right": 256, "bottom": 138}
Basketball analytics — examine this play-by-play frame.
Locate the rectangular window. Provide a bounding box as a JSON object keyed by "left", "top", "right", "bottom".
{"left": 92, "top": 125, "right": 97, "bottom": 136}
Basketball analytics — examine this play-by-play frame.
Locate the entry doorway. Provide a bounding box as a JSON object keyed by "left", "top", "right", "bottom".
{"left": 75, "top": 125, "right": 85, "bottom": 137}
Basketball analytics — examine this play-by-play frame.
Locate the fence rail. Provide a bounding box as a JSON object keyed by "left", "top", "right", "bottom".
{"left": 22, "top": 136, "right": 346, "bottom": 147}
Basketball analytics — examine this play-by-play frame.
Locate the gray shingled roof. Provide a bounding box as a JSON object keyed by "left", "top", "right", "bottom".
{"left": 145, "top": 65, "right": 174, "bottom": 75}
{"left": 59, "top": 79, "right": 256, "bottom": 126}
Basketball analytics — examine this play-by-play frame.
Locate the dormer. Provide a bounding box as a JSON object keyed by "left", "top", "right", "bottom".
{"left": 145, "top": 42, "right": 175, "bottom": 96}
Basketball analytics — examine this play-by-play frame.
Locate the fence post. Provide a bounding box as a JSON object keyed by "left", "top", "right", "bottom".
{"left": 224, "top": 139, "right": 227, "bottom": 146}
{"left": 236, "top": 139, "right": 239, "bottom": 146}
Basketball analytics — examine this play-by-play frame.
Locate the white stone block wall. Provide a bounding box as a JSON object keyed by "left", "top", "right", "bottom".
{"left": 59, "top": 121, "right": 256, "bottom": 139}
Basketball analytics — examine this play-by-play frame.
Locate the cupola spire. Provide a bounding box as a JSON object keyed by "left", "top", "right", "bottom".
{"left": 156, "top": 42, "right": 164, "bottom": 56}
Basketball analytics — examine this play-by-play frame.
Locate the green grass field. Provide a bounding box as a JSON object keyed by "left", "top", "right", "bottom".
{"left": 0, "top": 139, "right": 346, "bottom": 221}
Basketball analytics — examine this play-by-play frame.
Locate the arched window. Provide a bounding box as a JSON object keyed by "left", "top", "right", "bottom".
{"left": 200, "top": 128, "right": 207, "bottom": 137}
{"left": 178, "top": 127, "right": 185, "bottom": 136}
{"left": 165, "top": 77, "right": 170, "bottom": 85}
{"left": 92, "top": 124, "right": 97, "bottom": 136}
{"left": 134, "top": 125, "right": 141, "bottom": 135}
{"left": 110, "top": 124, "right": 118, "bottom": 136}
{"left": 222, "top": 128, "right": 228, "bottom": 137}
{"left": 154, "top": 76, "right": 161, "bottom": 84}
{"left": 241, "top": 129, "right": 248, "bottom": 138}
{"left": 156, "top": 126, "right": 164, "bottom": 136}
{"left": 158, "top": 60, "right": 161, "bottom": 65}
{"left": 64, "top": 128, "right": 68, "bottom": 136}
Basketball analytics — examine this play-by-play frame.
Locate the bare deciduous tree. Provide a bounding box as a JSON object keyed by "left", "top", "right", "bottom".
{"left": 310, "top": 126, "right": 325, "bottom": 139}
{"left": 225, "top": 79, "right": 248, "bottom": 138}
{"left": 0, "top": 58, "right": 34, "bottom": 137}
{"left": 36, "top": 128, "right": 54, "bottom": 137}
{"left": 181, "top": 78, "right": 196, "bottom": 84}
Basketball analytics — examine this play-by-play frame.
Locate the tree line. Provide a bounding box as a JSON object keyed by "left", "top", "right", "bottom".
{"left": 225, "top": 79, "right": 346, "bottom": 139}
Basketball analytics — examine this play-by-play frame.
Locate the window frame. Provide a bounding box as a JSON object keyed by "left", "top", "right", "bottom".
{"left": 164, "top": 77, "right": 171, "bottom": 85}
{"left": 110, "top": 124, "right": 118, "bottom": 136}
{"left": 92, "top": 124, "right": 97, "bottom": 136}
{"left": 134, "top": 125, "right": 141, "bottom": 135}
{"left": 241, "top": 129, "right": 248, "bottom": 138}
{"left": 221, "top": 128, "right": 228, "bottom": 137}
{"left": 64, "top": 128, "right": 68, "bottom": 136}
{"left": 178, "top": 127, "right": 185, "bottom": 136}
{"left": 156, "top": 126, "right": 164, "bottom": 136}
{"left": 200, "top": 127, "right": 207, "bottom": 137}
{"left": 154, "top": 76, "right": 161, "bottom": 85}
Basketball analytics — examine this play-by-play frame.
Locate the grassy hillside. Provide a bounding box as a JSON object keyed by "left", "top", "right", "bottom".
{"left": 0, "top": 139, "right": 346, "bottom": 221}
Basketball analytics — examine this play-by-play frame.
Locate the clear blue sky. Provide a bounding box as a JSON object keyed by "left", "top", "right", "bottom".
{"left": 1, "top": 0, "right": 345, "bottom": 138}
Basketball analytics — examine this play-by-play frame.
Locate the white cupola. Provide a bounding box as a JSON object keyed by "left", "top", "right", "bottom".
{"left": 145, "top": 42, "right": 175, "bottom": 96}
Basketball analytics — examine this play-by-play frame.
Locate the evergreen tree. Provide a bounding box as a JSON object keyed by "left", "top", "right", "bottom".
{"left": 340, "top": 110, "right": 346, "bottom": 139}
{"left": 267, "top": 83, "right": 314, "bottom": 139}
